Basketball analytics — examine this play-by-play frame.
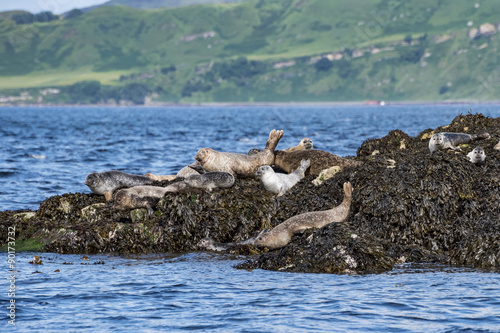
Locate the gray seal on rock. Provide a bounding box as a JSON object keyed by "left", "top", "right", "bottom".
{"left": 113, "top": 185, "right": 172, "bottom": 216}
{"left": 256, "top": 159, "right": 310, "bottom": 196}
{"left": 195, "top": 129, "right": 284, "bottom": 177}
{"left": 253, "top": 182, "right": 353, "bottom": 250}
{"left": 184, "top": 171, "right": 235, "bottom": 191}
{"left": 176, "top": 161, "right": 205, "bottom": 178}
{"left": 467, "top": 147, "right": 486, "bottom": 166}
{"left": 283, "top": 138, "right": 313, "bottom": 152}
{"left": 85, "top": 170, "right": 153, "bottom": 201}
{"left": 429, "top": 132, "right": 490, "bottom": 153}
{"left": 274, "top": 150, "right": 362, "bottom": 176}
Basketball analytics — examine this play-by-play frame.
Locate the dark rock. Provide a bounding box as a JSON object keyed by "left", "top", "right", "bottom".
{"left": 1, "top": 113, "right": 499, "bottom": 274}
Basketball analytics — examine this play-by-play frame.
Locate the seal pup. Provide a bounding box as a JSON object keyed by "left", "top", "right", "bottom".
{"left": 274, "top": 150, "right": 362, "bottom": 176}
{"left": 184, "top": 171, "right": 235, "bottom": 191}
{"left": 253, "top": 182, "right": 353, "bottom": 250}
{"left": 429, "top": 132, "right": 490, "bottom": 153}
{"left": 283, "top": 138, "right": 313, "bottom": 152}
{"left": 113, "top": 185, "right": 172, "bottom": 216}
{"left": 85, "top": 170, "right": 153, "bottom": 201}
{"left": 195, "top": 129, "right": 284, "bottom": 178}
{"left": 256, "top": 159, "right": 310, "bottom": 196}
{"left": 467, "top": 147, "right": 486, "bottom": 167}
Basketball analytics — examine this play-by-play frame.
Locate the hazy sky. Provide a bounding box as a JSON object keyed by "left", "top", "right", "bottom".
{"left": 0, "top": 0, "right": 109, "bottom": 14}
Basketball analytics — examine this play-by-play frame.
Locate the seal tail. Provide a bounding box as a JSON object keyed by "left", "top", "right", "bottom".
{"left": 342, "top": 182, "right": 353, "bottom": 205}
{"left": 472, "top": 132, "right": 491, "bottom": 141}
{"left": 264, "top": 129, "right": 284, "bottom": 152}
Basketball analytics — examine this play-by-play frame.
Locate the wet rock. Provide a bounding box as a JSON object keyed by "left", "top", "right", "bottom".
{"left": 0, "top": 113, "right": 499, "bottom": 274}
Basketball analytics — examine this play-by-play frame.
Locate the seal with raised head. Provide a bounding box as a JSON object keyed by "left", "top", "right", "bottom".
{"left": 253, "top": 182, "right": 353, "bottom": 250}
{"left": 85, "top": 170, "right": 153, "bottom": 201}
{"left": 467, "top": 147, "right": 486, "bottom": 166}
{"left": 274, "top": 150, "right": 362, "bottom": 176}
{"left": 429, "top": 132, "right": 490, "bottom": 153}
{"left": 195, "top": 129, "right": 284, "bottom": 178}
{"left": 283, "top": 137, "right": 313, "bottom": 152}
{"left": 113, "top": 185, "right": 172, "bottom": 216}
{"left": 256, "top": 159, "right": 310, "bottom": 196}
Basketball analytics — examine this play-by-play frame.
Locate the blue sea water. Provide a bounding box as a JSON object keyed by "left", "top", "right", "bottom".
{"left": 1, "top": 105, "right": 500, "bottom": 332}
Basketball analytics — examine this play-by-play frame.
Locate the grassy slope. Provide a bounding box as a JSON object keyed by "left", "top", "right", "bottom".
{"left": 0, "top": 0, "right": 499, "bottom": 102}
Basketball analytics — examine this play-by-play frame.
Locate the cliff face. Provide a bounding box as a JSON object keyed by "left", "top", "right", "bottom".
{"left": 1, "top": 113, "right": 499, "bottom": 274}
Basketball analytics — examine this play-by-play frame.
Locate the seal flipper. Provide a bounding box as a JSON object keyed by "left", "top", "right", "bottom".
{"left": 146, "top": 205, "right": 155, "bottom": 217}
{"left": 104, "top": 191, "right": 113, "bottom": 201}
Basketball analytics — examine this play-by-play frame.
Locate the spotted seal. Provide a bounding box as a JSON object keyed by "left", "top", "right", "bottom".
{"left": 85, "top": 170, "right": 153, "bottom": 201}
{"left": 184, "top": 171, "right": 235, "bottom": 191}
{"left": 253, "top": 182, "right": 353, "bottom": 250}
{"left": 428, "top": 132, "right": 490, "bottom": 153}
{"left": 256, "top": 159, "right": 310, "bottom": 196}
{"left": 283, "top": 137, "right": 313, "bottom": 152}
{"left": 113, "top": 185, "right": 171, "bottom": 216}
{"left": 274, "top": 150, "right": 362, "bottom": 176}
{"left": 467, "top": 147, "right": 486, "bottom": 166}
{"left": 195, "top": 129, "right": 284, "bottom": 177}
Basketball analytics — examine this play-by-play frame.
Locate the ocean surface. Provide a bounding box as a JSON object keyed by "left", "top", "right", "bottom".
{"left": 1, "top": 105, "right": 500, "bottom": 332}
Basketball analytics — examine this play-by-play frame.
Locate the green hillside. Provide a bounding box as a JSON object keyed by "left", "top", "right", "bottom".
{"left": 86, "top": 0, "right": 245, "bottom": 11}
{"left": 0, "top": 0, "right": 499, "bottom": 104}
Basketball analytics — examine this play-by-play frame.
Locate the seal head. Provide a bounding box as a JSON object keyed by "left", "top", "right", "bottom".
{"left": 467, "top": 147, "right": 486, "bottom": 166}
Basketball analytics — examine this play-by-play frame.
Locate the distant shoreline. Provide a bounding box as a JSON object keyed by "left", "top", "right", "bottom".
{"left": 1, "top": 100, "right": 500, "bottom": 108}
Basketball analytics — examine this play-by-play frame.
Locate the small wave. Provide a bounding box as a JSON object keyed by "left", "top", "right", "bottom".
{"left": 29, "top": 154, "right": 46, "bottom": 159}
{"left": 0, "top": 171, "right": 16, "bottom": 177}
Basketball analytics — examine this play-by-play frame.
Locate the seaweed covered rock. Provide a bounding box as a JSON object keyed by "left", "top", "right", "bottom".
{"left": 1, "top": 113, "right": 499, "bottom": 274}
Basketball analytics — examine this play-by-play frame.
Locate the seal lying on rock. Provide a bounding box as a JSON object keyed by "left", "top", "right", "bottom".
{"left": 195, "top": 129, "right": 284, "bottom": 177}
{"left": 253, "top": 182, "right": 353, "bottom": 250}
{"left": 113, "top": 186, "right": 171, "bottom": 216}
{"left": 428, "top": 132, "right": 490, "bottom": 153}
{"left": 176, "top": 161, "right": 204, "bottom": 178}
{"left": 467, "top": 147, "right": 486, "bottom": 167}
{"left": 274, "top": 150, "right": 362, "bottom": 176}
{"left": 256, "top": 159, "right": 310, "bottom": 196}
{"left": 144, "top": 173, "right": 176, "bottom": 182}
{"left": 85, "top": 170, "right": 153, "bottom": 201}
{"left": 184, "top": 171, "right": 235, "bottom": 191}
{"left": 283, "top": 138, "right": 313, "bottom": 152}
{"left": 494, "top": 141, "right": 500, "bottom": 150}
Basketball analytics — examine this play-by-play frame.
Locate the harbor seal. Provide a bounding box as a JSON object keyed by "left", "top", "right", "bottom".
{"left": 256, "top": 159, "right": 310, "bottom": 196}
{"left": 494, "top": 141, "right": 500, "bottom": 150}
{"left": 253, "top": 182, "right": 353, "bottom": 250}
{"left": 467, "top": 147, "right": 486, "bottom": 166}
{"left": 184, "top": 171, "right": 235, "bottom": 191}
{"left": 429, "top": 132, "right": 490, "bottom": 153}
{"left": 113, "top": 185, "right": 172, "bottom": 216}
{"left": 283, "top": 137, "right": 313, "bottom": 152}
{"left": 176, "top": 161, "right": 205, "bottom": 178}
{"left": 195, "top": 129, "right": 284, "bottom": 177}
{"left": 85, "top": 170, "right": 153, "bottom": 201}
{"left": 144, "top": 173, "right": 176, "bottom": 182}
{"left": 274, "top": 150, "right": 362, "bottom": 176}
